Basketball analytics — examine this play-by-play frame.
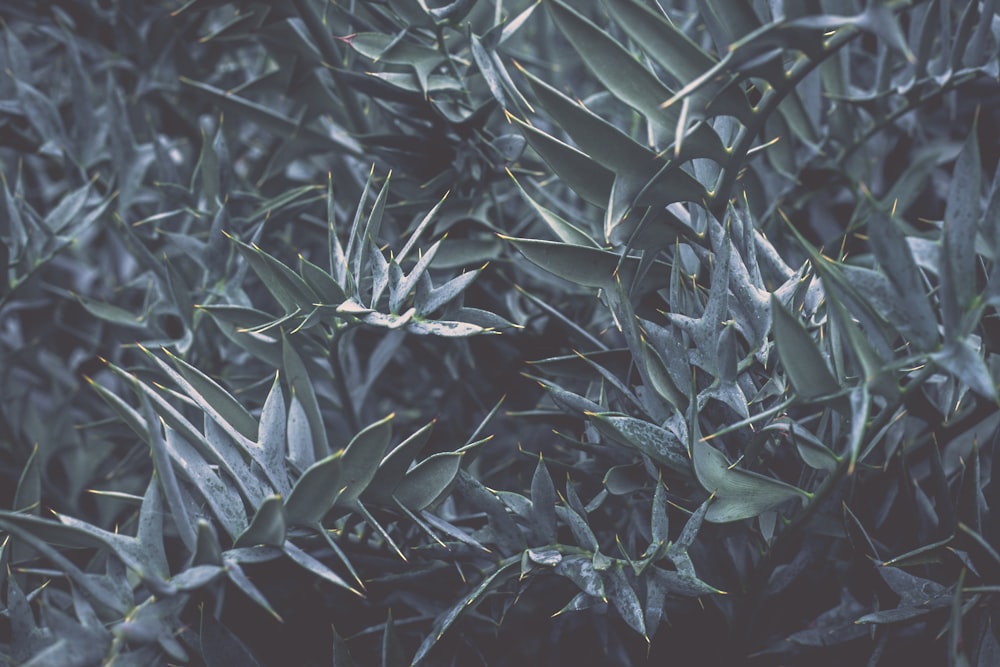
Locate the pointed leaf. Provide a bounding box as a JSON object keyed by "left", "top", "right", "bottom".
{"left": 282, "top": 335, "right": 329, "bottom": 458}
{"left": 693, "top": 438, "right": 808, "bottom": 523}
{"left": 363, "top": 420, "right": 435, "bottom": 505}
{"left": 284, "top": 451, "right": 344, "bottom": 525}
{"left": 588, "top": 413, "right": 691, "bottom": 475}
{"left": 258, "top": 373, "right": 290, "bottom": 495}
{"left": 235, "top": 496, "right": 286, "bottom": 548}
{"left": 393, "top": 451, "right": 463, "bottom": 511}
{"left": 502, "top": 236, "right": 639, "bottom": 289}
{"left": 336, "top": 414, "right": 395, "bottom": 507}
{"left": 770, "top": 294, "right": 841, "bottom": 400}
{"left": 531, "top": 456, "right": 558, "bottom": 544}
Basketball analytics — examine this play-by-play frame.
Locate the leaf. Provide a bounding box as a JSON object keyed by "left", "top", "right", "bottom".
{"left": 336, "top": 414, "right": 395, "bottom": 507}
{"left": 224, "top": 559, "right": 282, "bottom": 622}
{"left": 331, "top": 626, "right": 360, "bottom": 667}
{"left": 415, "top": 269, "right": 482, "bottom": 317}
{"left": 865, "top": 204, "right": 939, "bottom": 349}
{"left": 137, "top": 476, "right": 169, "bottom": 580}
{"left": 847, "top": 384, "right": 869, "bottom": 475}
{"left": 604, "top": 563, "right": 646, "bottom": 639}
{"left": 501, "top": 236, "right": 638, "bottom": 289}
{"left": 530, "top": 456, "right": 558, "bottom": 544}
{"left": 76, "top": 294, "right": 148, "bottom": 329}
{"left": 257, "top": 373, "right": 290, "bottom": 495}
{"left": 199, "top": 608, "right": 264, "bottom": 667}
{"left": 693, "top": 438, "right": 808, "bottom": 523}
{"left": 650, "top": 478, "right": 670, "bottom": 547}
{"left": 520, "top": 68, "right": 660, "bottom": 175}
{"left": 284, "top": 451, "right": 344, "bottom": 525}
{"left": 764, "top": 421, "right": 840, "bottom": 472}
{"left": 283, "top": 541, "right": 361, "bottom": 596}
{"left": 235, "top": 496, "right": 287, "bottom": 548}
{"left": 391, "top": 237, "right": 442, "bottom": 313}
{"left": 162, "top": 348, "right": 259, "bottom": 441}
{"left": 650, "top": 564, "right": 722, "bottom": 597}
{"left": 406, "top": 319, "right": 489, "bottom": 337}
{"left": 282, "top": 335, "right": 329, "bottom": 458}
{"left": 508, "top": 171, "right": 598, "bottom": 247}
{"left": 164, "top": 426, "right": 248, "bottom": 540}
{"left": 588, "top": 413, "right": 691, "bottom": 475}
{"left": 770, "top": 294, "right": 841, "bottom": 401}
{"left": 363, "top": 420, "right": 435, "bottom": 506}
{"left": 230, "top": 234, "right": 318, "bottom": 314}
{"left": 931, "top": 339, "right": 999, "bottom": 401}
{"left": 393, "top": 452, "right": 463, "bottom": 511}
{"left": 546, "top": 0, "right": 679, "bottom": 144}
{"left": 602, "top": 0, "right": 751, "bottom": 122}
{"left": 454, "top": 470, "right": 526, "bottom": 553}
{"left": 286, "top": 390, "right": 315, "bottom": 472}
{"left": 470, "top": 33, "right": 506, "bottom": 106}
{"left": 141, "top": 397, "right": 196, "bottom": 553}
{"left": 299, "top": 253, "right": 347, "bottom": 305}
{"left": 192, "top": 520, "right": 223, "bottom": 567}
{"left": 943, "top": 119, "right": 982, "bottom": 312}
{"left": 603, "top": 464, "right": 648, "bottom": 495}
{"left": 512, "top": 117, "right": 613, "bottom": 207}
{"left": 555, "top": 554, "right": 607, "bottom": 600}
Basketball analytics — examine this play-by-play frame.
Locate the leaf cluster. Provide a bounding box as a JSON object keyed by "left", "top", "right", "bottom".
{"left": 2, "top": 1, "right": 1000, "bottom": 665}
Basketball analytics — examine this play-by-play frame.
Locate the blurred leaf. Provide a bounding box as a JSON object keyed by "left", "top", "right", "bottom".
{"left": 199, "top": 608, "right": 263, "bottom": 667}
{"left": 283, "top": 541, "right": 361, "bottom": 596}
{"left": 13, "top": 442, "right": 40, "bottom": 514}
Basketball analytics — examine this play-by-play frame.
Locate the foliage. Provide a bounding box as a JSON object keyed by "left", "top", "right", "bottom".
{"left": 1, "top": 0, "right": 999, "bottom": 665}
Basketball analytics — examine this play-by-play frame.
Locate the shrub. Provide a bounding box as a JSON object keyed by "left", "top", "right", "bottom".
{"left": 1, "top": 1, "right": 999, "bottom": 665}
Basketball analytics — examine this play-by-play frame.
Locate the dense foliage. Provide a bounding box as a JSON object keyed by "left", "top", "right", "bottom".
{"left": 2, "top": 1, "right": 999, "bottom": 665}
